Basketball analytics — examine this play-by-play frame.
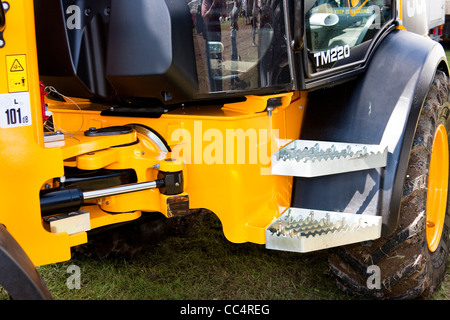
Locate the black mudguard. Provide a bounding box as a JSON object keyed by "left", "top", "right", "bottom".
{"left": 0, "top": 225, "right": 52, "bottom": 299}
{"left": 292, "top": 29, "right": 448, "bottom": 237}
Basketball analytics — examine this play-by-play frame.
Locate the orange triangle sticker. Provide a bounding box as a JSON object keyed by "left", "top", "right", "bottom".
{"left": 10, "top": 59, "right": 24, "bottom": 72}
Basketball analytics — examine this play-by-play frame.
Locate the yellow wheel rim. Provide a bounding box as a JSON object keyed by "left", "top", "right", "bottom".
{"left": 426, "top": 124, "right": 449, "bottom": 252}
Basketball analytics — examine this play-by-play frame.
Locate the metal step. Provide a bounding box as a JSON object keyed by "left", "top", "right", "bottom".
{"left": 265, "top": 208, "right": 382, "bottom": 253}
{"left": 271, "top": 140, "right": 388, "bottom": 177}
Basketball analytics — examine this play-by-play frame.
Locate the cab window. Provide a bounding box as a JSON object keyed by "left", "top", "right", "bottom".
{"left": 305, "top": 0, "right": 393, "bottom": 75}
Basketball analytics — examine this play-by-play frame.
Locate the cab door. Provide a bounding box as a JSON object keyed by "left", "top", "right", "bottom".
{"left": 303, "top": 0, "right": 395, "bottom": 86}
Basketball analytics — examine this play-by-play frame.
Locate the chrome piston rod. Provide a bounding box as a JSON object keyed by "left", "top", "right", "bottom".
{"left": 83, "top": 180, "right": 164, "bottom": 200}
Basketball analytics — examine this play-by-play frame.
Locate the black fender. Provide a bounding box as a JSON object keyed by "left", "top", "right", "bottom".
{"left": 292, "top": 29, "right": 448, "bottom": 237}
{"left": 0, "top": 225, "right": 52, "bottom": 299}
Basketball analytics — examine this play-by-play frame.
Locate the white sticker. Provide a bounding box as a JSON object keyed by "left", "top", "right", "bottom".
{"left": 0, "top": 92, "right": 32, "bottom": 128}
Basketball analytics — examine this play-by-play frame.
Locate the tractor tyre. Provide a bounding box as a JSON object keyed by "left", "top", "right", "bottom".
{"left": 328, "top": 70, "right": 450, "bottom": 299}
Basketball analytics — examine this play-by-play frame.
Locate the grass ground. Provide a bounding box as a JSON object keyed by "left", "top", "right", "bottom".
{"left": 23, "top": 210, "right": 450, "bottom": 300}
{"left": 36, "top": 212, "right": 353, "bottom": 300}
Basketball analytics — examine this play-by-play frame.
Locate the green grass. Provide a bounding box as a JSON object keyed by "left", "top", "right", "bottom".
{"left": 12, "top": 210, "right": 444, "bottom": 300}
{"left": 36, "top": 212, "right": 354, "bottom": 300}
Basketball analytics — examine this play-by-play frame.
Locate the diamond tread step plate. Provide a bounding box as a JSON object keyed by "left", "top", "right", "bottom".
{"left": 271, "top": 140, "right": 388, "bottom": 177}
{"left": 265, "top": 208, "right": 382, "bottom": 253}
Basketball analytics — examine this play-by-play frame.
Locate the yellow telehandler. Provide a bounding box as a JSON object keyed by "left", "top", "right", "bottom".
{"left": 0, "top": 0, "right": 449, "bottom": 299}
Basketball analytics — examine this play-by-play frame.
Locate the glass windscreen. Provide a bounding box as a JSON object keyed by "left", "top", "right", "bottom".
{"left": 305, "top": 0, "right": 392, "bottom": 74}
{"left": 189, "top": 0, "right": 292, "bottom": 94}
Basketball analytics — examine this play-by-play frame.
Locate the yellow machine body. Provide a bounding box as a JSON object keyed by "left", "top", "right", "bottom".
{"left": 0, "top": 0, "right": 73, "bottom": 266}
{"left": 3, "top": 0, "right": 450, "bottom": 302}
{"left": 47, "top": 92, "right": 305, "bottom": 246}
{"left": 0, "top": 0, "right": 306, "bottom": 267}
{"left": 0, "top": 0, "right": 444, "bottom": 270}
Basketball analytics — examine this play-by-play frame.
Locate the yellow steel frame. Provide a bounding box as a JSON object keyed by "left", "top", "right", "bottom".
{"left": 47, "top": 92, "right": 306, "bottom": 245}
{"left": 0, "top": 0, "right": 306, "bottom": 267}
{"left": 0, "top": 0, "right": 79, "bottom": 266}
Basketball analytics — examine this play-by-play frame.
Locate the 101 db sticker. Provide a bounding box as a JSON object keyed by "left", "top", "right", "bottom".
{"left": 0, "top": 92, "right": 32, "bottom": 128}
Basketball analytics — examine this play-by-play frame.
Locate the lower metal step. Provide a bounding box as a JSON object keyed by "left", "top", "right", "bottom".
{"left": 271, "top": 140, "right": 388, "bottom": 177}
{"left": 265, "top": 208, "right": 382, "bottom": 253}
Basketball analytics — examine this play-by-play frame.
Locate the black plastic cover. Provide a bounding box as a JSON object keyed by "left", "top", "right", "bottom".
{"left": 34, "top": 0, "right": 294, "bottom": 106}
{"left": 105, "top": 0, "right": 198, "bottom": 104}
{"left": 34, "top": 0, "right": 113, "bottom": 100}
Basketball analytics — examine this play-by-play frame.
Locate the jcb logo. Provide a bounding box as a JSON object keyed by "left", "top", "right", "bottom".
{"left": 406, "top": 0, "right": 425, "bottom": 17}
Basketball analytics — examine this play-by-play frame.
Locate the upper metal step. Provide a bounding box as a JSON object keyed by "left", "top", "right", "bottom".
{"left": 271, "top": 140, "right": 388, "bottom": 177}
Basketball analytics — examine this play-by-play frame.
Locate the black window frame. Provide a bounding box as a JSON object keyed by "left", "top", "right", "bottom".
{"left": 301, "top": 0, "right": 397, "bottom": 88}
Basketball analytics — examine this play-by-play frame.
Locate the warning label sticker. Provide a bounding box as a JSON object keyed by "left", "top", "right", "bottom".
{"left": 6, "top": 55, "right": 28, "bottom": 92}
{"left": 0, "top": 92, "right": 32, "bottom": 128}
{"left": 10, "top": 59, "right": 25, "bottom": 72}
